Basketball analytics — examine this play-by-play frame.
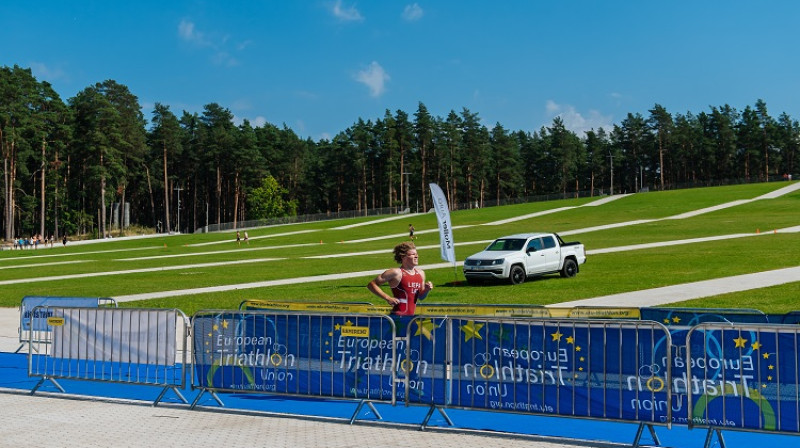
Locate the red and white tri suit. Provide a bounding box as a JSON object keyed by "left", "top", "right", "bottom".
{"left": 391, "top": 268, "right": 424, "bottom": 316}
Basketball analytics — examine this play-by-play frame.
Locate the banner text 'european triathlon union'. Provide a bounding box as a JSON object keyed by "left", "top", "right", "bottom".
{"left": 193, "top": 312, "right": 400, "bottom": 401}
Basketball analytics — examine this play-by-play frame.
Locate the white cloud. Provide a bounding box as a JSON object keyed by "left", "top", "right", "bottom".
{"left": 402, "top": 3, "right": 424, "bottom": 21}
{"left": 178, "top": 19, "right": 208, "bottom": 46}
{"left": 332, "top": 0, "right": 364, "bottom": 22}
{"left": 178, "top": 19, "right": 244, "bottom": 67}
{"left": 28, "top": 62, "right": 67, "bottom": 82}
{"left": 232, "top": 114, "right": 268, "bottom": 128}
{"left": 231, "top": 99, "right": 252, "bottom": 111}
{"left": 545, "top": 100, "right": 614, "bottom": 135}
{"left": 252, "top": 116, "right": 267, "bottom": 127}
{"left": 355, "top": 61, "right": 389, "bottom": 97}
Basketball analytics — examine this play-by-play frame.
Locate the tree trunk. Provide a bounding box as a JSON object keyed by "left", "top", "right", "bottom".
{"left": 53, "top": 148, "right": 60, "bottom": 239}
{"left": 658, "top": 133, "right": 665, "bottom": 190}
{"left": 40, "top": 138, "right": 46, "bottom": 238}
{"left": 763, "top": 128, "right": 769, "bottom": 181}
{"left": 216, "top": 164, "right": 221, "bottom": 225}
{"left": 119, "top": 186, "right": 126, "bottom": 237}
{"left": 100, "top": 152, "right": 106, "bottom": 238}
{"left": 143, "top": 163, "right": 156, "bottom": 230}
{"left": 421, "top": 142, "right": 427, "bottom": 212}
{"left": 163, "top": 142, "right": 171, "bottom": 233}
{"left": 3, "top": 155, "right": 9, "bottom": 241}
{"left": 233, "top": 171, "right": 240, "bottom": 229}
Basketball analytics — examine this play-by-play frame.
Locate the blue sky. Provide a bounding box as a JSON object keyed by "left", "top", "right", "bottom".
{"left": 3, "top": 1, "right": 799, "bottom": 141}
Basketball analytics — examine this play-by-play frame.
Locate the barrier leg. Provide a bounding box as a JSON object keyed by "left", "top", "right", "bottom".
{"left": 349, "top": 400, "right": 382, "bottom": 424}
{"left": 703, "top": 428, "right": 726, "bottom": 448}
{"left": 648, "top": 424, "right": 661, "bottom": 446}
{"left": 189, "top": 389, "right": 225, "bottom": 410}
{"left": 632, "top": 423, "right": 661, "bottom": 447}
{"left": 420, "top": 405, "right": 437, "bottom": 430}
{"left": 30, "top": 377, "right": 65, "bottom": 395}
{"left": 153, "top": 386, "right": 189, "bottom": 406}
{"left": 366, "top": 401, "right": 383, "bottom": 420}
{"left": 419, "top": 405, "right": 453, "bottom": 430}
{"left": 437, "top": 406, "right": 454, "bottom": 426}
{"left": 15, "top": 340, "right": 39, "bottom": 353}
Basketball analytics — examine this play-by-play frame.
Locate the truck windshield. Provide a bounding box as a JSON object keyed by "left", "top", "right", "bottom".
{"left": 486, "top": 239, "right": 525, "bottom": 251}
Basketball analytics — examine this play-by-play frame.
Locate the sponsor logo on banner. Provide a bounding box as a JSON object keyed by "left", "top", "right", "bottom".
{"left": 46, "top": 317, "right": 65, "bottom": 326}
{"left": 340, "top": 326, "right": 369, "bottom": 337}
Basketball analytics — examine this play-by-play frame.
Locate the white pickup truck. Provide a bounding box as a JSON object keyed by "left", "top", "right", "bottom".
{"left": 463, "top": 233, "right": 587, "bottom": 285}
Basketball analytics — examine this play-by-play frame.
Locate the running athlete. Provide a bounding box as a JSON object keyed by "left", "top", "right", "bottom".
{"left": 367, "top": 242, "right": 433, "bottom": 316}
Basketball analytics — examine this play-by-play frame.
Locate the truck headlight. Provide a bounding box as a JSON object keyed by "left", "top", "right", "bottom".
{"left": 493, "top": 258, "right": 505, "bottom": 265}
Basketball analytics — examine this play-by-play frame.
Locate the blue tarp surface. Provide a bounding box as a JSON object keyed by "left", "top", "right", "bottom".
{"left": 1, "top": 352, "right": 795, "bottom": 447}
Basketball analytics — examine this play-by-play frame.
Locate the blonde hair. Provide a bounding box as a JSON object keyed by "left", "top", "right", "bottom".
{"left": 393, "top": 242, "right": 416, "bottom": 263}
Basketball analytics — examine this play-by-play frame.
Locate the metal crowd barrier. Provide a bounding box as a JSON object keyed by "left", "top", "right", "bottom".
{"left": 19, "top": 299, "right": 800, "bottom": 445}
{"left": 190, "top": 310, "right": 398, "bottom": 423}
{"left": 27, "top": 306, "right": 189, "bottom": 406}
{"left": 686, "top": 322, "right": 800, "bottom": 448}
{"left": 403, "top": 316, "right": 673, "bottom": 445}
{"left": 17, "top": 296, "right": 117, "bottom": 353}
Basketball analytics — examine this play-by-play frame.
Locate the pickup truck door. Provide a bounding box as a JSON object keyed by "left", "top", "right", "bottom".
{"left": 540, "top": 235, "right": 561, "bottom": 272}
{"left": 524, "top": 238, "right": 548, "bottom": 274}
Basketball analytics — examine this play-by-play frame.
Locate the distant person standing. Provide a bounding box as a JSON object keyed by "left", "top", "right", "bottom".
{"left": 367, "top": 242, "right": 433, "bottom": 316}
{"left": 236, "top": 231, "right": 241, "bottom": 246}
{"left": 244, "top": 231, "right": 249, "bottom": 245}
{"left": 408, "top": 224, "right": 415, "bottom": 240}
{"left": 62, "top": 235, "right": 67, "bottom": 247}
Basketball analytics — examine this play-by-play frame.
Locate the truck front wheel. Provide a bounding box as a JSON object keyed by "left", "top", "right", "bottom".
{"left": 509, "top": 265, "right": 526, "bottom": 285}
{"left": 560, "top": 259, "right": 578, "bottom": 278}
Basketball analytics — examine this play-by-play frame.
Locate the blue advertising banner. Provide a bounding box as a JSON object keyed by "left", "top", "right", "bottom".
{"left": 402, "top": 316, "right": 449, "bottom": 404}
{"left": 191, "top": 309, "right": 800, "bottom": 435}
{"left": 407, "top": 317, "right": 673, "bottom": 424}
{"left": 641, "top": 307, "right": 769, "bottom": 327}
{"left": 21, "top": 296, "right": 103, "bottom": 331}
{"left": 686, "top": 325, "right": 800, "bottom": 432}
{"left": 192, "top": 312, "right": 399, "bottom": 402}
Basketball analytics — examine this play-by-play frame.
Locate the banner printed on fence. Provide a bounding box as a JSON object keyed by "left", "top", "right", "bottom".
{"left": 193, "top": 313, "right": 400, "bottom": 401}
{"left": 402, "top": 316, "right": 449, "bottom": 404}
{"left": 408, "top": 318, "right": 672, "bottom": 423}
{"left": 22, "top": 296, "right": 100, "bottom": 331}
{"left": 684, "top": 327, "right": 800, "bottom": 432}
{"left": 641, "top": 308, "right": 769, "bottom": 327}
{"left": 52, "top": 308, "right": 176, "bottom": 365}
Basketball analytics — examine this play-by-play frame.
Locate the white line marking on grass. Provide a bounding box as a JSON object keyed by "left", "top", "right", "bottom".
{"left": 485, "top": 195, "right": 631, "bottom": 225}
{"left": 113, "top": 262, "right": 459, "bottom": 302}
{"left": 485, "top": 207, "right": 579, "bottom": 225}
{"left": 0, "top": 257, "right": 285, "bottom": 286}
{"left": 754, "top": 181, "right": 800, "bottom": 199}
{"left": 0, "top": 260, "right": 89, "bottom": 270}
{"left": 342, "top": 225, "right": 477, "bottom": 244}
{"left": 333, "top": 213, "right": 424, "bottom": 230}
{"left": 117, "top": 243, "right": 320, "bottom": 261}
{"left": 0, "top": 246, "right": 164, "bottom": 261}
{"left": 187, "top": 229, "right": 318, "bottom": 247}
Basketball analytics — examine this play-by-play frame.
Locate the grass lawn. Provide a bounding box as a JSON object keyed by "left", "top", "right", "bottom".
{"left": 1, "top": 181, "right": 798, "bottom": 315}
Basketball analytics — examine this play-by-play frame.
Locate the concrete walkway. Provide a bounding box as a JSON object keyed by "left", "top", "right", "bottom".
{"left": 0, "top": 390, "right": 597, "bottom": 448}
{"left": 556, "top": 265, "right": 800, "bottom": 308}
